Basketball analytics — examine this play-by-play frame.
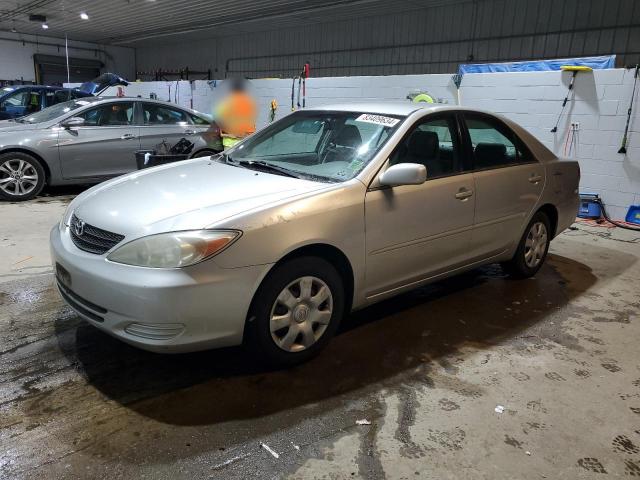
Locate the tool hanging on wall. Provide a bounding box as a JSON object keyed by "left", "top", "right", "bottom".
{"left": 618, "top": 64, "right": 640, "bottom": 154}
{"left": 296, "top": 75, "right": 302, "bottom": 109}
{"left": 291, "top": 76, "right": 296, "bottom": 111}
{"left": 452, "top": 73, "right": 463, "bottom": 105}
{"left": 269, "top": 99, "right": 278, "bottom": 122}
{"left": 563, "top": 122, "right": 579, "bottom": 157}
{"left": 407, "top": 91, "right": 435, "bottom": 103}
{"left": 302, "top": 62, "right": 310, "bottom": 108}
{"left": 550, "top": 65, "right": 593, "bottom": 133}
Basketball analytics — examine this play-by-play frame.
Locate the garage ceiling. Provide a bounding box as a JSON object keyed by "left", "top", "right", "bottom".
{"left": 0, "top": 0, "right": 468, "bottom": 46}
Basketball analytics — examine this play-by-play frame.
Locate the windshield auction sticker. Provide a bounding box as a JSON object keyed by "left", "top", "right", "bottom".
{"left": 355, "top": 114, "right": 400, "bottom": 127}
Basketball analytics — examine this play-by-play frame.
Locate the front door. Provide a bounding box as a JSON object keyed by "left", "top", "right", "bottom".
{"left": 364, "top": 114, "right": 476, "bottom": 298}
{"left": 58, "top": 101, "right": 140, "bottom": 179}
{"left": 462, "top": 113, "right": 545, "bottom": 259}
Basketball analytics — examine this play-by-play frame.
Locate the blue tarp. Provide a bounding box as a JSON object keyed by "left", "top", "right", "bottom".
{"left": 458, "top": 55, "right": 616, "bottom": 75}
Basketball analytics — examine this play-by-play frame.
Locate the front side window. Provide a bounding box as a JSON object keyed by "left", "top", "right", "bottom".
{"left": 465, "top": 115, "right": 533, "bottom": 169}
{"left": 80, "top": 102, "right": 134, "bottom": 126}
{"left": 142, "top": 104, "right": 189, "bottom": 125}
{"left": 227, "top": 111, "right": 403, "bottom": 182}
{"left": 389, "top": 115, "right": 462, "bottom": 179}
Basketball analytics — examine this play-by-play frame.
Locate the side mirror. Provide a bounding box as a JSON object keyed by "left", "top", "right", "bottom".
{"left": 379, "top": 163, "right": 427, "bottom": 187}
{"left": 61, "top": 117, "right": 85, "bottom": 128}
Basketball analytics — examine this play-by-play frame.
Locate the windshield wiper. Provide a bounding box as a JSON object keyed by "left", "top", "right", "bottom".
{"left": 234, "top": 159, "right": 302, "bottom": 179}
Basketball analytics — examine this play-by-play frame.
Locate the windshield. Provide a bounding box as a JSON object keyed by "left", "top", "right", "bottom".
{"left": 19, "top": 99, "right": 92, "bottom": 124}
{"left": 227, "top": 111, "right": 404, "bottom": 182}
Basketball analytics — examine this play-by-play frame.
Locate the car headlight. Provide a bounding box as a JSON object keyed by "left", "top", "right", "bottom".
{"left": 107, "top": 230, "right": 241, "bottom": 268}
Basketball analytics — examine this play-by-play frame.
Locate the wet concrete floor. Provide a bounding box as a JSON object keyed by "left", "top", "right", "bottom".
{"left": 1, "top": 193, "right": 639, "bottom": 479}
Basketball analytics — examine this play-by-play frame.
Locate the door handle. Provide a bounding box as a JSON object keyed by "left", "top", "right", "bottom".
{"left": 455, "top": 188, "right": 473, "bottom": 200}
{"left": 120, "top": 133, "right": 136, "bottom": 140}
{"left": 528, "top": 174, "right": 543, "bottom": 184}
{"left": 184, "top": 130, "right": 197, "bottom": 136}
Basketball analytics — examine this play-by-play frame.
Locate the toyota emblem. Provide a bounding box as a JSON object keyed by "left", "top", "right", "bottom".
{"left": 74, "top": 219, "right": 85, "bottom": 236}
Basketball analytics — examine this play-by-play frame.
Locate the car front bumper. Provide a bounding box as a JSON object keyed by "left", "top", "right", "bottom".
{"left": 50, "top": 224, "right": 270, "bottom": 353}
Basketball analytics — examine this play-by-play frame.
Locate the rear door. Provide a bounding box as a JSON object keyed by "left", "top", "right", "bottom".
{"left": 138, "top": 102, "right": 208, "bottom": 153}
{"left": 58, "top": 101, "right": 140, "bottom": 179}
{"left": 462, "top": 113, "right": 545, "bottom": 259}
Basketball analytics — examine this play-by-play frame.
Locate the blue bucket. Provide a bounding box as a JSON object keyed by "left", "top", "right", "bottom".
{"left": 625, "top": 205, "right": 640, "bottom": 225}
{"left": 578, "top": 193, "right": 602, "bottom": 219}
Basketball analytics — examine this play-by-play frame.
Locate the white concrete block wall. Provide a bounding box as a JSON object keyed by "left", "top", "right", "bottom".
{"left": 462, "top": 69, "right": 640, "bottom": 220}
{"left": 64, "top": 69, "right": 639, "bottom": 219}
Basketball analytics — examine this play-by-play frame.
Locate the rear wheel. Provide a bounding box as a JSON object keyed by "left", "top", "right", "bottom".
{"left": 0, "top": 152, "right": 45, "bottom": 201}
{"left": 246, "top": 256, "right": 345, "bottom": 366}
{"left": 502, "top": 211, "right": 551, "bottom": 278}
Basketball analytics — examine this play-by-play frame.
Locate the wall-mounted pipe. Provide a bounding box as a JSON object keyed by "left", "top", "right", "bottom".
{"left": 0, "top": 34, "right": 114, "bottom": 61}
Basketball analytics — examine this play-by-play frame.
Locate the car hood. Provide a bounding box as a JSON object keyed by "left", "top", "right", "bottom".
{"left": 0, "top": 121, "right": 43, "bottom": 133}
{"left": 72, "top": 159, "right": 329, "bottom": 237}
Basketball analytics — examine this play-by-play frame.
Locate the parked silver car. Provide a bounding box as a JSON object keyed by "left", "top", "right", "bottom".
{"left": 50, "top": 103, "right": 580, "bottom": 365}
{"left": 0, "top": 97, "right": 221, "bottom": 201}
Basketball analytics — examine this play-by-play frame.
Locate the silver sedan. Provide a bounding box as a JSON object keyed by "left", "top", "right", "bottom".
{"left": 50, "top": 103, "right": 580, "bottom": 365}
{"left": 0, "top": 97, "right": 221, "bottom": 201}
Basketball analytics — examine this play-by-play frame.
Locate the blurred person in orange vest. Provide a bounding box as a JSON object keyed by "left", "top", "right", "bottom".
{"left": 216, "top": 77, "right": 257, "bottom": 150}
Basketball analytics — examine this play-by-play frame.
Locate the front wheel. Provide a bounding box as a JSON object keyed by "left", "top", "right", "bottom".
{"left": 246, "top": 256, "right": 345, "bottom": 366}
{"left": 502, "top": 211, "right": 551, "bottom": 278}
{"left": 0, "top": 152, "right": 46, "bottom": 201}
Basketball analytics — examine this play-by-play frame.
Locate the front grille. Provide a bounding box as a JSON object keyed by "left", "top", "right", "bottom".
{"left": 70, "top": 214, "right": 125, "bottom": 255}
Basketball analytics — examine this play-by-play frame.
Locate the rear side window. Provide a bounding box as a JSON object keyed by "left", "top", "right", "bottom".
{"left": 464, "top": 115, "right": 534, "bottom": 170}
{"left": 49, "top": 89, "right": 72, "bottom": 106}
{"left": 142, "top": 103, "right": 190, "bottom": 125}
{"left": 190, "top": 114, "right": 210, "bottom": 125}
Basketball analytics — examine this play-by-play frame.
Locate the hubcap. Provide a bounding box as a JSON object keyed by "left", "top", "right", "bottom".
{"left": 524, "top": 221, "right": 548, "bottom": 268}
{"left": 0, "top": 159, "right": 38, "bottom": 197}
{"left": 269, "top": 276, "right": 333, "bottom": 353}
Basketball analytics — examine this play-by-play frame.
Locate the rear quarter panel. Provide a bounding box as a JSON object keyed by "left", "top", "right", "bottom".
{"left": 542, "top": 158, "right": 580, "bottom": 236}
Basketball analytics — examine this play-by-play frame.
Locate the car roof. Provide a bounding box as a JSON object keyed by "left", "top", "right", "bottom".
{"left": 3, "top": 85, "right": 77, "bottom": 91}
{"left": 309, "top": 102, "right": 484, "bottom": 117}
{"left": 82, "top": 96, "right": 204, "bottom": 115}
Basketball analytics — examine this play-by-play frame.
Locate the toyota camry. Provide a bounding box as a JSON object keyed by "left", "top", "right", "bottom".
{"left": 50, "top": 103, "right": 580, "bottom": 365}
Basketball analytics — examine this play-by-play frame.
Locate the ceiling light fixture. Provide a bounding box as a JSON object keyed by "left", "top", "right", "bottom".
{"left": 80, "top": 12, "right": 89, "bottom": 20}
{"left": 41, "top": 23, "right": 49, "bottom": 29}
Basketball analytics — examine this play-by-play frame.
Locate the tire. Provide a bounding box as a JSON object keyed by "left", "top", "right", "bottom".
{"left": 0, "top": 152, "right": 46, "bottom": 201}
{"left": 502, "top": 211, "right": 551, "bottom": 278}
{"left": 192, "top": 149, "right": 219, "bottom": 158}
{"left": 246, "top": 256, "right": 345, "bottom": 367}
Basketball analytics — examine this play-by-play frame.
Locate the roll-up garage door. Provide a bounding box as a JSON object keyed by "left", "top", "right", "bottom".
{"left": 33, "top": 54, "right": 104, "bottom": 85}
